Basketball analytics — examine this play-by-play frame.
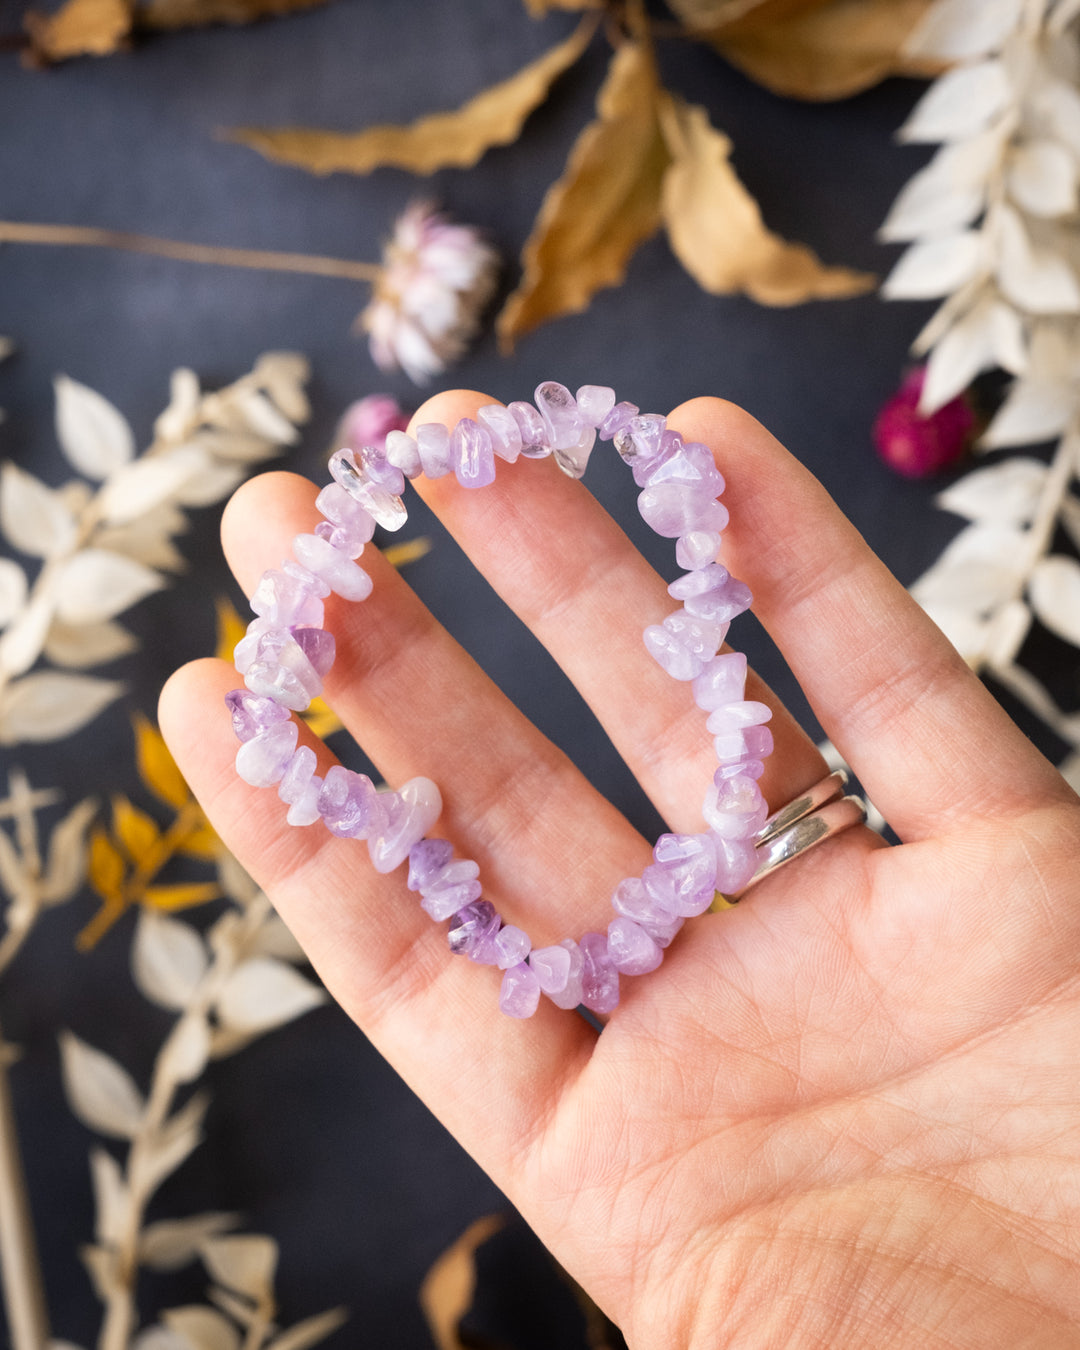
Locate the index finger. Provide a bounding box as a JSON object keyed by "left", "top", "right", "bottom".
{"left": 670, "top": 398, "right": 1076, "bottom": 839}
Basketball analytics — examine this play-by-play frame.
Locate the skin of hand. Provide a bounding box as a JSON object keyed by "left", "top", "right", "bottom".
{"left": 160, "top": 395, "right": 1080, "bottom": 1350}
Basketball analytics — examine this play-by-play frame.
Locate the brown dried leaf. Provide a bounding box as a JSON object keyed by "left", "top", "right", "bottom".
{"left": 658, "top": 93, "right": 874, "bottom": 304}
{"left": 419, "top": 1213, "right": 505, "bottom": 1350}
{"left": 709, "top": 0, "right": 942, "bottom": 101}
{"left": 227, "top": 16, "right": 596, "bottom": 176}
{"left": 139, "top": 0, "right": 324, "bottom": 31}
{"left": 142, "top": 881, "right": 220, "bottom": 910}
{"left": 88, "top": 828, "right": 126, "bottom": 905}
{"left": 24, "top": 0, "right": 132, "bottom": 64}
{"left": 497, "top": 40, "right": 670, "bottom": 349}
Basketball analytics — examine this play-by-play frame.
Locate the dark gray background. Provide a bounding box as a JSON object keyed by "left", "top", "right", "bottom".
{"left": 1, "top": 4, "right": 981, "bottom": 1346}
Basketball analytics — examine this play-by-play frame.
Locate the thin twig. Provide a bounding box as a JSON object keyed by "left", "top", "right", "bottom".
{"left": 0, "top": 1026, "right": 50, "bottom": 1350}
{"left": 0, "top": 221, "right": 381, "bottom": 284}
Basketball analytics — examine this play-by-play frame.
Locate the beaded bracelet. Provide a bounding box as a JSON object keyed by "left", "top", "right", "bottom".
{"left": 225, "top": 383, "right": 773, "bottom": 1018}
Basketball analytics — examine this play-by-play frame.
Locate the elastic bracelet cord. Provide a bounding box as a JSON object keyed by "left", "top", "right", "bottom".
{"left": 225, "top": 383, "right": 773, "bottom": 1018}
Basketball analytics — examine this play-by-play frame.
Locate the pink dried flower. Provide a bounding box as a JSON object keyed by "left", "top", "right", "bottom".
{"left": 334, "top": 394, "right": 410, "bottom": 455}
{"left": 358, "top": 201, "right": 500, "bottom": 385}
{"left": 873, "top": 366, "right": 976, "bottom": 478}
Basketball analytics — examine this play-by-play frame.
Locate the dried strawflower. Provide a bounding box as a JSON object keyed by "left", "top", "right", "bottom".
{"left": 873, "top": 366, "right": 975, "bottom": 477}
{"left": 333, "top": 393, "right": 410, "bottom": 454}
{"left": 358, "top": 201, "right": 500, "bottom": 384}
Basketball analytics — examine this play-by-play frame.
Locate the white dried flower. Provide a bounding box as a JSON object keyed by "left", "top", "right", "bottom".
{"left": 359, "top": 201, "right": 500, "bottom": 384}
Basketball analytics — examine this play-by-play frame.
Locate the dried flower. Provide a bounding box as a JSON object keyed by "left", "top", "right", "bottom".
{"left": 358, "top": 201, "right": 500, "bottom": 384}
{"left": 333, "top": 393, "right": 410, "bottom": 455}
{"left": 873, "top": 366, "right": 975, "bottom": 477}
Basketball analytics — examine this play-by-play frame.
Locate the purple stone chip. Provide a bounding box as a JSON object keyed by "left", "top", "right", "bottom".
{"left": 225, "top": 688, "right": 291, "bottom": 743}
{"left": 579, "top": 931, "right": 619, "bottom": 1014}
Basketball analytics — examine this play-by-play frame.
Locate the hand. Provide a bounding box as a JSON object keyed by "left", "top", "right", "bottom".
{"left": 160, "top": 394, "right": 1080, "bottom": 1349}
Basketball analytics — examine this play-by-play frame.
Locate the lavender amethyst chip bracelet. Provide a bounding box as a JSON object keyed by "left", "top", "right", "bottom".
{"left": 224, "top": 382, "right": 866, "bottom": 1019}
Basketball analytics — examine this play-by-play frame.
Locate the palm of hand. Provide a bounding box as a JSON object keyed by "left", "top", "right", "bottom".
{"left": 161, "top": 395, "right": 1080, "bottom": 1348}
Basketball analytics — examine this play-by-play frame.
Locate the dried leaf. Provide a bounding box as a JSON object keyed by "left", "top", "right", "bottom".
{"left": 899, "top": 60, "right": 1011, "bottom": 144}
{"left": 80, "top": 1244, "right": 117, "bottom": 1302}
{"left": 132, "top": 1092, "right": 208, "bottom": 1196}
{"left": 214, "top": 597, "right": 248, "bottom": 665}
{"left": 1029, "top": 555, "right": 1080, "bottom": 645}
{"left": 140, "top": 0, "right": 324, "bottom": 32}
{"left": 658, "top": 93, "right": 873, "bottom": 304}
{"left": 42, "top": 796, "right": 98, "bottom": 903}
{"left": 133, "top": 911, "right": 209, "bottom": 1010}
{"left": 228, "top": 18, "right": 595, "bottom": 176}
{"left": 419, "top": 1214, "right": 505, "bottom": 1350}
{"left": 252, "top": 351, "right": 311, "bottom": 423}
{"left": 200, "top": 1234, "right": 277, "bottom": 1300}
{"left": 249, "top": 913, "right": 306, "bottom": 964}
{"left": 24, "top": 0, "right": 132, "bottom": 63}
{"left": 920, "top": 294, "right": 1016, "bottom": 413}
{"left": 173, "top": 462, "right": 246, "bottom": 509}
{"left": 53, "top": 375, "right": 135, "bottom": 479}
{"left": 130, "top": 1329, "right": 189, "bottom": 1350}
{"left": 178, "top": 821, "right": 221, "bottom": 861}
{"left": 1006, "top": 140, "right": 1078, "bottom": 218}
{"left": 113, "top": 794, "right": 161, "bottom": 865}
{"left": 98, "top": 447, "right": 208, "bottom": 525}
{"left": 0, "top": 462, "right": 78, "bottom": 558}
{"left": 666, "top": 0, "right": 826, "bottom": 29}
{"left": 0, "top": 591, "right": 55, "bottom": 679}
{"left": 230, "top": 388, "right": 300, "bottom": 445}
{"left": 880, "top": 132, "right": 1001, "bottom": 243}
{"left": 996, "top": 205, "right": 1080, "bottom": 314}
{"left": 59, "top": 1030, "right": 145, "bottom": 1139}
{"left": 0, "top": 672, "right": 124, "bottom": 745}
{"left": 904, "top": 0, "right": 1024, "bottom": 62}
{"left": 216, "top": 956, "right": 325, "bottom": 1032}
{"left": 90, "top": 1145, "right": 129, "bottom": 1246}
{"left": 709, "top": 0, "right": 940, "bottom": 101}
{"left": 936, "top": 458, "right": 1048, "bottom": 524}
{"left": 911, "top": 521, "right": 1027, "bottom": 612}
{"left": 0, "top": 827, "right": 28, "bottom": 902}
{"left": 162, "top": 1013, "right": 211, "bottom": 1083}
{"left": 264, "top": 1308, "right": 349, "bottom": 1350}
{"left": 55, "top": 548, "right": 164, "bottom": 625}
{"left": 140, "top": 1213, "right": 240, "bottom": 1272}
{"left": 982, "top": 374, "right": 1077, "bottom": 448}
{"left": 162, "top": 1307, "right": 240, "bottom": 1350}
{"left": 143, "top": 881, "right": 221, "bottom": 910}
{"left": 881, "top": 230, "right": 985, "bottom": 300}
{"left": 0, "top": 559, "right": 28, "bottom": 628}
{"left": 497, "top": 41, "right": 669, "bottom": 348}
{"left": 88, "top": 827, "right": 126, "bottom": 903}
{"left": 135, "top": 713, "right": 191, "bottom": 810}
{"left": 44, "top": 618, "right": 139, "bottom": 669}
{"left": 523, "top": 0, "right": 599, "bottom": 13}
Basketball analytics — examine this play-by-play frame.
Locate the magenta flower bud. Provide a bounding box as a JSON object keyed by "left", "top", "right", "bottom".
{"left": 334, "top": 394, "right": 410, "bottom": 456}
{"left": 873, "top": 367, "right": 976, "bottom": 478}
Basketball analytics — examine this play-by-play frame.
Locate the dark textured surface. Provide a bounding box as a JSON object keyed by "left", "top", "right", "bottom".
{"left": 0, "top": 6, "right": 970, "bottom": 1346}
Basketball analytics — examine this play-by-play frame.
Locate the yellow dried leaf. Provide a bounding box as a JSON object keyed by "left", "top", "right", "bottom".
{"left": 658, "top": 93, "right": 874, "bottom": 304}
{"left": 214, "top": 596, "right": 247, "bottom": 665}
{"left": 302, "top": 698, "right": 343, "bottom": 740}
{"left": 112, "top": 794, "right": 161, "bottom": 866}
{"left": 23, "top": 0, "right": 132, "bottom": 63}
{"left": 710, "top": 0, "right": 941, "bottom": 101}
{"left": 497, "top": 40, "right": 670, "bottom": 349}
{"left": 134, "top": 712, "right": 190, "bottom": 810}
{"left": 178, "top": 819, "right": 221, "bottom": 860}
{"left": 139, "top": 0, "right": 324, "bottom": 32}
{"left": 88, "top": 828, "right": 126, "bottom": 903}
{"left": 381, "top": 536, "right": 432, "bottom": 569}
{"left": 419, "top": 1213, "right": 505, "bottom": 1350}
{"left": 142, "top": 881, "right": 220, "bottom": 910}
{"left": 227, "top": 16, "right": 596, "bottom": 176}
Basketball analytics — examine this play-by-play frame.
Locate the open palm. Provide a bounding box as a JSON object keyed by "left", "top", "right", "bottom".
{"left": 161, "top": 395, "right": 1080, "bottom": 1348}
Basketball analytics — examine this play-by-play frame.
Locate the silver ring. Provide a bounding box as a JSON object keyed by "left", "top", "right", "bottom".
{"left": 739, "top": 795, "right": 868, "bottom": 895}
{"left": 755, "top": 770, "right": 848, "bottom": 846}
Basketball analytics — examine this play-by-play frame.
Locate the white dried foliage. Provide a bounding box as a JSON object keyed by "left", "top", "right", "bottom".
{"left": 0, "top": 353, "right": 310, "bottom": 745}
{"left": 61, "top": 868, "right": 334, "bottom": 1349}
{"left": 888, "top": 0, "right": 1080, "bottom": 783}
{"left": 0, "top": 773, "right": 95, "bottom": 980}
